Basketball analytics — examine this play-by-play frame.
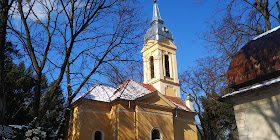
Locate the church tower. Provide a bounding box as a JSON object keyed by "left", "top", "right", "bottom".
{"left": 141, "top": 0, "right": 180, "bottom": 98}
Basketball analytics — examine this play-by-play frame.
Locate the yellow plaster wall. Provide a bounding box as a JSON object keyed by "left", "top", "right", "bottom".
{"left": 110, "top": 107, "right": 118, "bottom": 140}
{"left": 142, "top": 39, "right": 177, "bottom": 85}
{"left": 165, "top": 86, "right": 177, "bottom": 97}
{"left": 111, "top": 100, "right": 136, "bottom": 140}
{"left": 69, "top": 101, "right": 112, "bottom": 140}
{"left": 174, "top": 119, "right": 197, "bottom": 140}
{"left": 68, "top": 106, "right": 82, "bottom": 140}
{"left": 136, "top": 105, "right": 175, "bottom": 140}
{"left": 173, "top": 111, "right": 197, "bottom": 140}
{"left": 138, "top": 93, "right": 172, "bottom": 107}
{"left": 69, "top": 99, "right": 197, "bottom": 140}
{"left": 78, "top": 111, "right": 111, "bottom": 140}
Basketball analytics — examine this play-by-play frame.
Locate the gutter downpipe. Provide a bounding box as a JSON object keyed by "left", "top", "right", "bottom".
{"left": 134, "top": 108, "right": 137, "bottom": 140}
{"left": 175, "top": 107, "right": 178, "bottom": 117}
{"left": 133, "top": 101, "right": 137, "bottom": 140}
{"left": 129, "top": 100, "right": 137, "bottom": 140}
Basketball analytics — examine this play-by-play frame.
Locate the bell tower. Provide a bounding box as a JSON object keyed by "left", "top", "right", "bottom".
{"left": 141, "top": 1, "right": 180, "bottom": 98}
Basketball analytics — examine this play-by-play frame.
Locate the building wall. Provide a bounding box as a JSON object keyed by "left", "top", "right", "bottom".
{"left": 69, "top": 99, "right": 197, "bottom": 140}
{"left": 142, "top": 39, "right": 180, "bottom": 98}
{"left": 173, "top": 110, "right": 197, "bottom": 140}
{"left": 69, "top": 100, "right": 112, "bottom": 140}
{"left": 111, "top": 101, "right": 136, "bottom": 140}
{"left": 136, "top": 104, "right": 175, "bottom": 140}
{"left": 233, "top": 85, "right": 280, "bottom": 140}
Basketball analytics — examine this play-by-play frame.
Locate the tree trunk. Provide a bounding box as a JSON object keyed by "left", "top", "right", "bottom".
{"left": 34, "top": 73, "right": 42, "bottom": 118}
{"left": 62, "top": 105, "right": 71, "bottom": 140}
{"left": 0, "top": 0, "right": 9, "bottom": 125}
{"left": 263, "top": 0, "right": 271, "bottom": 31}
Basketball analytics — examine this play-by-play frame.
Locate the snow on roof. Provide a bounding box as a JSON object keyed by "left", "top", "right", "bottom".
{"left": 80, "top": 85, "right": 117, "bottom": 102}
{"left": 222, "top": 77, "right": 280, "bottom": 99}
{"left": 74, "top": 79, "right": 155, "bottom": 103}
{"left": 115, "top": 79, "right": 154, "bottom": 100}
{"left": 164, "top": 95, "right": 191, "bottom": 112}
{"left": 253, "top": 25, "right": 280, "bottom": 40}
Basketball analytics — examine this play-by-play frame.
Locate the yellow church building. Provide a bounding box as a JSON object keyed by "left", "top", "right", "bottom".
{"left": 68, "top": 1, "right": 197, "bottom": 140}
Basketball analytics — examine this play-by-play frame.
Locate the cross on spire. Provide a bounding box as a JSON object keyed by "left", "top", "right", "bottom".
{"left": 154, "top": 0, "right": 156, "bottom": 3}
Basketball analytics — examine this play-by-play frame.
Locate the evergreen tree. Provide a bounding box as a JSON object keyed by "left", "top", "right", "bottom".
{"left": 5, "top": 62, "right": 35, "bottom": 124}
{"left": 5, "top": 60, "right": 65, "bottom": 130}
{"left": 200, "top": 96, "right": 237, "bottom": 140}
{"left": 40, "top": 82, "right": 65, "bottom": 130}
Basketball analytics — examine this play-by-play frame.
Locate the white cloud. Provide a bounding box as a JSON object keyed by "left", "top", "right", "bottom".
{"left": 9, "top": 0, "right": 58, "bottom": 21}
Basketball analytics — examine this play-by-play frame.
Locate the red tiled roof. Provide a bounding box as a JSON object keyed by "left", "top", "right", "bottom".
{"left": 228, "top": 27, "right": 280, "bottom": 89}
{"left": 164, "top": 95, "right": 191, "bottom": 111}
{"left": 134, "top": 81, "right": 157, "bottom": 92}
{"left": 117, "top": 79, "right": 156, "bottom": 92}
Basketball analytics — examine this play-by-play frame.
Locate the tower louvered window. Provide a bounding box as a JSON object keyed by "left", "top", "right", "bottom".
{"left": 150, "top": 56, "right": 155, "bottom": 79}
{"left": 164, "top": 55, "right": 170, "bottom": 77}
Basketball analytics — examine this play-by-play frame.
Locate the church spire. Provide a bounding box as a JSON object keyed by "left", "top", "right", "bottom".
{"left": 142, "top": 1, "right": 180, "bottom": 98}
{"left": 151, "top": 0, "right": 164, "bottom": 25}
{"left": 144, "top": 1, "right": 173, "bottom": 43}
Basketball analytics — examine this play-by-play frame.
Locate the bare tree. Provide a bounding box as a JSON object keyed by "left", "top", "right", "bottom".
{"left": 202, "top": 0, "right": 280, "bottom": 61}
{"left": 8, "top": 0, "right": 145, "bottom": 138}
{"left": 180, "top": 57, "right": 237, "bottom": 139}
{"left": 0, "top": 0, "right": 14, "bottom": 126}
{"left": 180, "top": 0, "right": 280, "bottom": 139}
{"left": 101, "top": 61, "right": 143, "bottom": 87}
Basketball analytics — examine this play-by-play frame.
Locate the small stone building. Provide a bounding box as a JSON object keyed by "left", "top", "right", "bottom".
{"left": 68, "top": 1, "right": 197, "bottom": 140}
{"left": 222, "top": 26, "right": 280, "bottom": 140}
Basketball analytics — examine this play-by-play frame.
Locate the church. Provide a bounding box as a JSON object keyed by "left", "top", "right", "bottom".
{"left": 68, "top": 1, "right": 197, "bottom": 140}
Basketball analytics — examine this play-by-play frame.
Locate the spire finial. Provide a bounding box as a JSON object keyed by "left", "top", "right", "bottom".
{"left": 154, "top": 0, "right": 156, "bottom": 3}
{"left": 151, "top": 0, "right": 164, "bottom": 25}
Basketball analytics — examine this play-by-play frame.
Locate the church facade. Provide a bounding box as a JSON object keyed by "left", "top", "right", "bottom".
{"left": 68, "top": 1, "right": 197, "bottom": 140}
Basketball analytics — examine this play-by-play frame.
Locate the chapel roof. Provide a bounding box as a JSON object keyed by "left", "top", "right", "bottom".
{"left": 227, "top": 26, "right": 280, "bottom": 89}
{"left": 74, "top": 79, "right": 155, "bottom": 102}
{"left": 74, "top": 79, "right": 191, "bottom": 111}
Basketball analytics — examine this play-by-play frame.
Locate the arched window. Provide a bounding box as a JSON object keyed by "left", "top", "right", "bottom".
{"left": 164, "top": 54, "right": 170, "bottom": 77}
{"left": 151, "top": 128, "right": 161, "bottom": 140}
{"left": 150, "top": 56, "right": 154, "bottom": 79}
{"left": 93, "top": 131, "right": 102, "bottom": 140}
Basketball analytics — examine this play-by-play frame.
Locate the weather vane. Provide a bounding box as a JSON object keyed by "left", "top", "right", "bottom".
{"left": 154, "top": 0, "right": 156, "bottom": 3}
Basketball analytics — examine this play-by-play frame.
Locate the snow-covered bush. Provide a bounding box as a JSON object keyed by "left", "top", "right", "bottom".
{"left": 1, "top": 118, "right": 57, "bottom": 140}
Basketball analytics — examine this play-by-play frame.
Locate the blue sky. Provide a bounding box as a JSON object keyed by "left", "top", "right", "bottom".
{"left": 140, "top": 0, "right": 218, "bottom": 73}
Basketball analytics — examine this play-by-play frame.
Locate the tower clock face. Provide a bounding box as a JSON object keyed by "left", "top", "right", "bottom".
{"left": 162, "top": 27, "right": 169, "bottom": 32}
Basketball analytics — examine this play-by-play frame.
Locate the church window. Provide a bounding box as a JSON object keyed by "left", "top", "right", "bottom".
{"left": 150, "top": 56, "right": 155, "bottom": 79}
{"left": 93, "top": 130, "right": 102, "bottom": 140}
{"left": 164, "top": 55, "right": 170, "bottom": 77}
{"left": 151, "top": 128, "right": 161, "bottom": 140}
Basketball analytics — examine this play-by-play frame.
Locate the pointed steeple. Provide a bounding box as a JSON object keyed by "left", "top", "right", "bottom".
{"left": 142, "top": 1, "right": 180, "bottom": 98}
{"left": 144, "top": 1, "right": 173, "bottom": 43}
{"left": 151, "top": 1, "right": 164, "bottom": 25}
